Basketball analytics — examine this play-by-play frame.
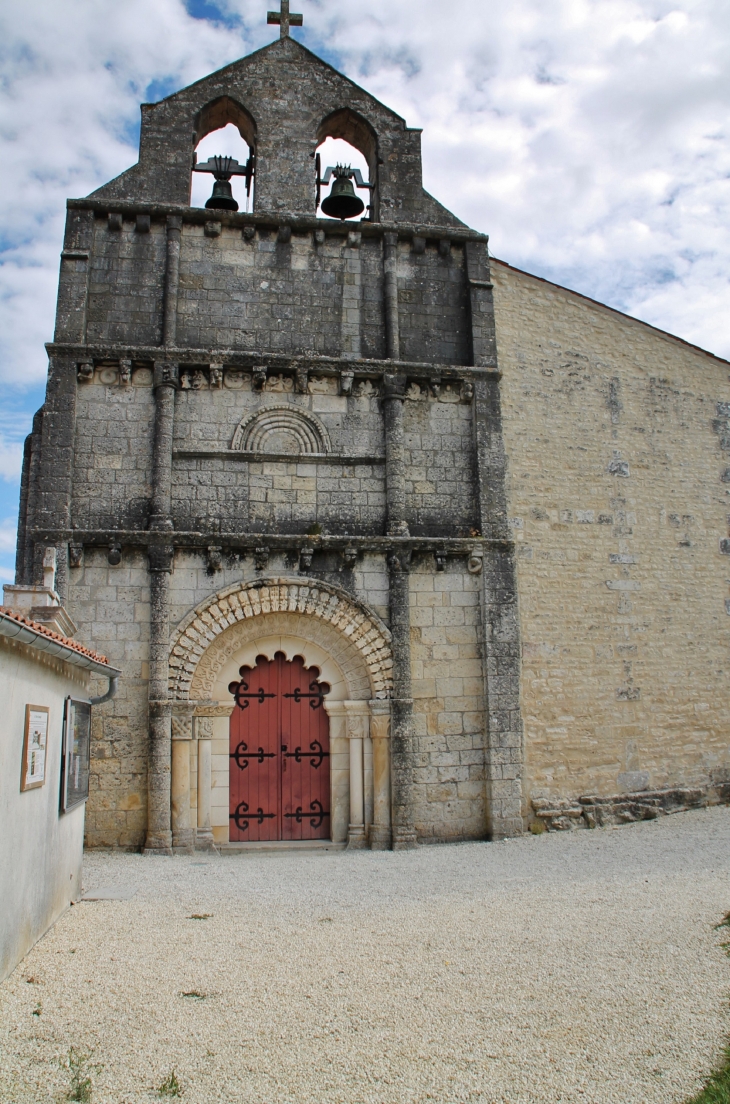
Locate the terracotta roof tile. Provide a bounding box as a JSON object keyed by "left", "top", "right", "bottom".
{"left": 0, "top": 607, "right": 110, "bottom": 665}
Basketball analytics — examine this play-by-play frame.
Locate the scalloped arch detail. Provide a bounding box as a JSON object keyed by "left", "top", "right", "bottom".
{"left": 168, "top": 577, "right": 393, "bottom": 701}
{"left": 231, "top": 405, "right": 331, "bottom": 454}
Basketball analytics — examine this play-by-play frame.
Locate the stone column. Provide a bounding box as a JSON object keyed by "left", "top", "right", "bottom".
{"left": 149, "top": 362, "right": 178, "bottom": 531}
{"left": 195, "top": 717, "right": 217, "bottom": 851}
{"left": 345, "top": 702, "right": 369, "bottom": 849}
{"left": 171, "top": 711, "right": 194, "bottom": 852}
{"left": 369, "top": 699, "right": 391, "bottom": 849}
{"left": 163, "top": 215, "right": 182, "bottom": 347}
{"left": 467, "top": 239, "right": 524, "bottom": 840}
{"left": 388, "top": 548, "right": 417, "bottom": 849}
{"left": 383, "top": 231, "right": 400, "bottom": 360}
{"left": 383, "top": 372, "right": 409, "bottom": 537}
{"left": 341, "top": 232, "right": 362, "bottom": 358}
{"left": 145, "top": 544, "right": 174, "bottom": 854}
{"left": 323, "top": 700, "right": 349, "bottom": 844}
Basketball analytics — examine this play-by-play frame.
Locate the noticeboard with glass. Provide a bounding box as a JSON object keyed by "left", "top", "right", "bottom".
{"left": 60, "top": 698, "right": 92, "bottom": 812}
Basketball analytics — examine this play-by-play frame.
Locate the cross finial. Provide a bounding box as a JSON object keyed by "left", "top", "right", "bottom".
{"left": 267, "top": 0, "right": 303, "bottom": 37}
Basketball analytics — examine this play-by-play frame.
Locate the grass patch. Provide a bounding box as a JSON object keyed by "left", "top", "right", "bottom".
{"left": 158, "top": 1070, "right": 182, "bottom": 1097}
{"left": 685, "top": 1048, "right": 730, "bottom": 1104}
{"left": 61, "top": 1047, "right": 95, "bottom": 1103}
{"left": 686, "top": 913, "right": 730, "bottom": 1102}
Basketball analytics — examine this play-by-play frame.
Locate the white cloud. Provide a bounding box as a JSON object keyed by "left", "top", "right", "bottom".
{"left": 0, "top": 0, "right": 729, "bottom": 418}
{"left": 0, "top": 518, "right": 18, "bottom": 555}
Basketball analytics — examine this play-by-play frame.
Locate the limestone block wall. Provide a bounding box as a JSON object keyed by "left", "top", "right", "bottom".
{"left": 409, "top": 559, "right": 486, "bottom": 842}
{"left": 72, "top": 371, "right": 154, "bottom": 531}
{"left": 76, "top": 216, "right": 471, "bottom": 364}
{"left": 492, "top": 259, "right": 730, "bottom": 813}
{"left": 86, "top": 219, "right": 166, "bottom": 346}
{"left": 68, "top": 550, "right": 151, "bottom": 849}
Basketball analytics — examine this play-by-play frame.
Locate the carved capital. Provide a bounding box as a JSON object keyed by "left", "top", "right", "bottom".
{"left": 149, "top": 544, "right": 174, "bottom": 573}
{"left": 387, "top": 547, "right": 412, "bottom": 574}
{"left": 153, "top": 361, "right": 179, "bottom": 390}
{"left": 383, "top": 373, "right": 407, "bottom": 401}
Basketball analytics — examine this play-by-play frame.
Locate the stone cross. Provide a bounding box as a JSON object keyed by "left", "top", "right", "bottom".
{"left": 267, "top": 0, "right": 303, "bottom": 37}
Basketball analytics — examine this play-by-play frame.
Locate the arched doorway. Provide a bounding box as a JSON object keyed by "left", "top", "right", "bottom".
{"left": 228, "top": 652, "right": 331, "bottom": 842}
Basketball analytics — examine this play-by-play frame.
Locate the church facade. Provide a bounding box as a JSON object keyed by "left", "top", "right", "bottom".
{"left": 17, "top": 18, "right": 730, "bottom": 851}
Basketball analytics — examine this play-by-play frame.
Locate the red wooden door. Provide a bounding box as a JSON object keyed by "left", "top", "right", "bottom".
{"left": 228, "top": 652, "right": 330, "bottom": 842}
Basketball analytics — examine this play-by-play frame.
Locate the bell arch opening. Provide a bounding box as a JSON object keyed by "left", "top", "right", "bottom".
{"left": 191, "top": 97, "right": 257, "bottom": 212}
{"left": 315, "top": 109, "right": 379, "bottom": 221}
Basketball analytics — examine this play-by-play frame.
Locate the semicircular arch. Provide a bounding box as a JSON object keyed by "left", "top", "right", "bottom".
{"left": 169, "top": 577, "right": 393, "bottom": 703}
{"left": 231, "top": 404, "right": 331, "bottom": 454}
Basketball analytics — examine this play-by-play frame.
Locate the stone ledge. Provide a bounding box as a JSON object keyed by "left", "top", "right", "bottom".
{"left": 533, "top": 786, "right": 725, "bottom": 831}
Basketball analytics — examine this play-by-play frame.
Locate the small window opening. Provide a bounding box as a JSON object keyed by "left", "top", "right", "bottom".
{"left": 315, "top": 137, "right": 372, "bottom": 221}
{"left": 191, "top": 124, "right": 254, "bottom": 212}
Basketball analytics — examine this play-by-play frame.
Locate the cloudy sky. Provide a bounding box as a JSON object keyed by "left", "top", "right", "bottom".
{"left": 0, "top": 0, "right": 729, "bottom": 581}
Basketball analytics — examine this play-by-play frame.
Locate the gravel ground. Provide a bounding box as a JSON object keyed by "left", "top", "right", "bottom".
{"left": 1, "top": 807, "right": 729, "bottom": 1104}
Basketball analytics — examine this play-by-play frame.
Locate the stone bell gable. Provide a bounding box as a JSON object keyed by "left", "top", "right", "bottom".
{"left": 90, "top": 36, "right": 463, "bottom": 228}
{"left": 18, "top": 18, "right": 522, "bottom": 853}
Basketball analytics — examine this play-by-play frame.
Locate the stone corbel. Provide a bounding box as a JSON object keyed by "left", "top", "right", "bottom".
{"left": 252, "top": 365, "right": 267, "bottom": 391}
{"left": 340, "top": 369, "right": 354, "bottom": 396}
{"left": 77, "top": 361, "right": 93, "bottom": 383}
{"left": 68, "top": 542, "right": 84, "bottom": 569}
{"left": 429, "top": 376, "right": 441, "bottom": 399}
{"left": 460, "top": 379, "right": 474, "bottom": 403}
{"left": 119, "top": 359, "right": 132, "bottom": 387}
{"left": 295, "top": 365, "right": 309, "bottom": 394}
{"left": 254, "top": 546, "right": 269, "bottom": 572}
{"left": 207, "top": 546, "right": 222, "bottom": 572}
{"left": 434, "top": 548, "right": 448, "bottom": 572}
{"left": 299, "top": 546, "right": 314, "bottom": 572}
{"left": 467, "top": 547, "right": 484, "bottom": 575}
{"left": 209, "top": 363, "right": 223, "bottom": 389}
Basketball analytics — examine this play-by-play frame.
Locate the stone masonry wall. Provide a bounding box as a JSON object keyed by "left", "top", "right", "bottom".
{"left": 492, "top": 260, "right": 730, "bottom": 817}
{"left": 409, "top": 557, "right": 487, "bottom": 842}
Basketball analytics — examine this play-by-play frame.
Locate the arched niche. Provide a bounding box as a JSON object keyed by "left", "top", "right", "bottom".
{"left": 316, "top": 108, "right": 379, "bottom": 221}
{"left": 191, "top": 97, "right": 257, "bottom": 211}
{"left": 194, "top": 95, "right": 257, "bottom": 149}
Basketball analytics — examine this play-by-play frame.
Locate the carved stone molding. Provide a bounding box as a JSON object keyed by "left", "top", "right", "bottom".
{"left": 169, "top": 577, "right": 393, "bottom": 702}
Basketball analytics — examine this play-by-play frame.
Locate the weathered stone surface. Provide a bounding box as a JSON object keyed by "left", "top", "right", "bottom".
{"left": 16, "top": 32, "right": 729, "bottom": 851}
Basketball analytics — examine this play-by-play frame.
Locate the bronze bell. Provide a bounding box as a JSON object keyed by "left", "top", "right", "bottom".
{"left": 321, "top": 167, "right": 364, "bottom": 220}
{"left": 205, "top": 156, "right": 239, "bottom": 211}
{"left": 206, "top": 177, "right": 238, "bottom": 212}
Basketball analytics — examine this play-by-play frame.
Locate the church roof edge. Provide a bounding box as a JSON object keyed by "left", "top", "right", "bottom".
{"left": 492, "top": 258, "right": 730, "bottom": 367}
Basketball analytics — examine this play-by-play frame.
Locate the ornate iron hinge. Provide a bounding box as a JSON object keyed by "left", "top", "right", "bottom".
{"left": 281, "top": 740, "right": 329, "bottom": 769}
{"left": 284, "top": 800, "right": 330, "bottom": 829}
{"left": 283, "top": 680, "right": 329, "bottom": 710}
{"left": 229, "top": 801, "right": 276, "bottom": 832}
{"left": 230, "top": 741, "right": 276, "bottom": 770}
{"left": 228, "top": 677, "right": 275, "bottom": 710}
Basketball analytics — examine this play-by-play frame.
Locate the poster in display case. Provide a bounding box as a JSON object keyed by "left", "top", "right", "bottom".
{"left": 60, "top": 698, "right": 92, "bottom": 812}
{"left": 20, "top": 705, "right": 49, "bottom": 791}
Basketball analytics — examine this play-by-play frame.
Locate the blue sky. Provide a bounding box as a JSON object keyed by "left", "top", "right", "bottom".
{"left": 1, "top": 0, "right": 729, "bottom": 583}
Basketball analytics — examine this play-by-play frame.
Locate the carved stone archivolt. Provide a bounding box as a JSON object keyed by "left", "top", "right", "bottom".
{"left": 169, "top": 577, "right": 393, "bottom": 702}
{"left": 231, "top": 404, "right": 331, "bottom": 454}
